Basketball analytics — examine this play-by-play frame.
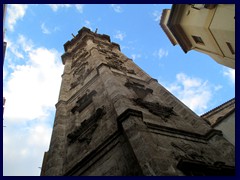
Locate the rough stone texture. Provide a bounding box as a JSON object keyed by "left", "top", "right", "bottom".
{"left": 41, "top": 27, "right": 235, "bottom": 176}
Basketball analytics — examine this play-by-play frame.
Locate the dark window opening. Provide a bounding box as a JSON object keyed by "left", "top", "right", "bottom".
{"left": 226, "top": 42, "right": 235, "bottom": 55}
{"left": 190, "top": 4, "right": 216, "bottom": 10}
{"left": 192, "top": 35, "right": 205, "bottom": 45}
{"left": 177, "top": 158, "right": 235, "bottom": 176}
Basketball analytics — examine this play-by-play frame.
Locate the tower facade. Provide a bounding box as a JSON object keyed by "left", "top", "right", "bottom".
{"left": 41, "top": 27, "right": 235, "bottom": 176}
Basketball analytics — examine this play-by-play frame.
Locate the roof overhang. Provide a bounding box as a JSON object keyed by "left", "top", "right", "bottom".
{"left": 160, "top": 9, "right": 178, "bottom": 46}
{"left": 166, "top": 4, "right": 193, "bottom": 53}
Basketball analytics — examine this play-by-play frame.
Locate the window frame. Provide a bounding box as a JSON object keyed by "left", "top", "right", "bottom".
{"left": 192, "top": 35, "right": 205, "bottom": 45}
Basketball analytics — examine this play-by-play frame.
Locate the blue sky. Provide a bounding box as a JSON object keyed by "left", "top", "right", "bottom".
{"left": 3, "top": 4, "right": 235, "bottom": 176}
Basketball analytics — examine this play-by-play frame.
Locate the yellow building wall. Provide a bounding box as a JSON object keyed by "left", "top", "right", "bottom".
{"left": 209, "top": 4, "right": 235, "bottom": 60}
{"left": 214, "top": 112, "right": 235, "bottom": 146}
{"left": 179, "top": 5, "right": 223, "bottom": 57}
{"left": 173, "top": 4, "right": 235, "bottom": 68}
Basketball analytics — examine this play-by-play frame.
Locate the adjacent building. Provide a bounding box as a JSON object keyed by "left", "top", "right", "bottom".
{"left": 201, "top": 98, "right": 235, "bottom": 146}
{"left": 3, "top": 4, "right": 7, "bottom": 66}
{"left": 3, "top": 4, "right": 7, "bottom": 117}
{"left": 40, "top": 27, "right": 235, "bottom": 176}
{"left": 160, "top": 4, "right": 235, "bottom": 69}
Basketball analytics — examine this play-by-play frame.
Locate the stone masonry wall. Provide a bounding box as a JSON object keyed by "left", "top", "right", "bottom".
{"left": 41, "top": 27, "right": 235, "bottom": 176}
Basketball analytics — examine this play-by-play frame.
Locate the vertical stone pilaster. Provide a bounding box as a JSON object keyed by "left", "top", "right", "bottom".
{"left": 44, "top": 102, "right": 68, "bottom": 176}
{"left": 118, "top": 109, "right": 159, "bottom": 176}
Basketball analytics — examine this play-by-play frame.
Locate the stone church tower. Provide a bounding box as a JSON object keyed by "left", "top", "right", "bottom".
{"left": 41, "top": 27, "right": 235, "bottom": 176}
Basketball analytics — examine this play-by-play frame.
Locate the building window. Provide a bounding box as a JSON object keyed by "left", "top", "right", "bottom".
{"left": 191, "top": 4, "right": 205, "bottom": 10}
{"left": 190, "top": 4, "right": 216, "bottom": 10}
{"left": 204, "top": 4, "right": 216, "bottom": 9}
{"left": 192, "top": 36, "right": 205, "bottom": 45}
{"left": 226, "top": 42, "right": 235, "bottom": 55}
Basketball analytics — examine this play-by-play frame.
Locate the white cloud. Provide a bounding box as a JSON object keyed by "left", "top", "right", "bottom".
{"left": 152, "top": 10, "right": 161, "bottom": 22}
{"left": 48, "top": 4, "right": 71, "bottom": 11}
{"left": 114, "top": 31, "right": 126, "bottom": 41}
{"left": 5, "top": 37, "right": 24, "bottom": 59}
{"left": 83, "top": 20, "right": 92, "bottom": 31}
{"left": 153, "top": 48, "right": 168, "bottom": 59}
{"left": 3, "top": 122, "right": 52, "bottom": 176}
{"left": 6, "top": 4, "right": 28, "bottom": 31}
{"left": 3, "top": 68, "right": 8, "bottom": 80}
{"left": 110, "top": 4, "right": 123, "bottom": 13}
{"left": 162, "top": 73, "right": 221, "bottom": 115}
{"left": 75, "top": 4, "right": 84, "bottom": 13}
{"left": 84, "top": 20, "right": 91, "bottom": 26}
{"left": 6, "top": 34, "right": 34, "bottom": 58}
{"left": 131, "top": 54, "right": 141, "bottom": 61}
{"left": 3, "top": 35, "right": 63, "bottom": 176}
{"left": 17, "top": 34, "right": 34, "bottom": 52}
{"left": 3, "top": 35, "right": 64, "bottom": 123}
{"left": 40, "top": 23, "right": 60, "bottom": 35}
{"left": 214, "top": 85, "right": 223, "bottom": 91}
{"left": 41, "top": 23, "right": 51, "bottom": 34}
{"left": 48, "top": 4, "right": 84, "bottom": 13}
{"left": 223, "top": 68, "right": 235, "bottom": 84}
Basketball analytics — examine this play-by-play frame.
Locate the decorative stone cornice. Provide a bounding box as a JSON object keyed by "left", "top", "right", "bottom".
{"left": 63, "top": 27, "right": 120, "bottom": 53}
{"left": 145, "top": 121, "right": 223, "bottom": 141}
{"left": 117, "top": 108, "right": 143, "bottom": 124}
{"left": 132, "top": 98, "right": 177, "bottom": 122}
{"left": 55, "top": 100, "right": 67, "bottom": 108}
{"left": 61, "top": 52, "right": 72, "bottom": 65}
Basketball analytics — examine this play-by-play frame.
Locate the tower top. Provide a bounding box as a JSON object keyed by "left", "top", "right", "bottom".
{"left": 63, "top": 27, "right": 120, "bottom": 53}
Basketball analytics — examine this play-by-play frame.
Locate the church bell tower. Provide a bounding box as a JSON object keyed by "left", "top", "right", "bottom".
{"left": 41, "top": 27, "right": 235, "bottom": 176}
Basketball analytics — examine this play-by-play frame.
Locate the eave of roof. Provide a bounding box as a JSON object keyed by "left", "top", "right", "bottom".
{"left": 160, "top": 9, "right": 178, "bottom": 46}
{"left": 211, "top": 109, "right": 235, "bottom": 128}
{"left": 201, "top": 98, "right": 235, "bottom": 118}
{"left": 167, "top": 4, "right": 192, "bottom": 53}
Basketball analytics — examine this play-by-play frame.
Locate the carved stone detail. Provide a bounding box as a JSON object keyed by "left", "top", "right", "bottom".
{"left": 71, "top": 58, "right": 87, "bottom": 69}
{"left": 70, "top": 62, "right": 93, "bottom": 90}
{"left": 97, "top": 45, "right": 135, "bottom": 75}
{"left": 133, "top": 98, "right": 177, "bottom": 121}
{"left": 105, "top": 52, "right": 119, "bottom": 60}
{"left": 126, "top": 69, "right": 136, "bottom": 75}
{"left": 107, "top": 60, "right": 124, "bottom": 70}
{"left": 170, "top": 141, "right": 234, "bottom": 175}
{"left": 97, "top": 44, "right": 115, "bottom": 56}
{"left": 72, "top": 62, "right": 88, "bottom": 75}
{"left": 125, "top": 80, "right": 153, "bottom": 99}
{"left": 71, "top": 49, "right": 89, "bottom": 69}
{"left": 171, "top": 141, "right": 213, "bottom": 164}
{"left": 72, "top": 48, "right": 88, "bottom": 61}
{"left": 67, "top": 107, "right": 106, "bottom": 145}
{"left": 98, "top": 48, "right": 108, "bottom": 55}
{"left": 71, "top": 90, "right": 97, "bottom": 114}
{"left": 106, "top": 60, "right": 135, "bottom": 75}
{"left": 70, "top": 48, "right": 92, "bottom": 90}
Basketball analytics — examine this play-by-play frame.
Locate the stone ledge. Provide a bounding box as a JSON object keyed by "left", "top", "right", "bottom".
{"left": 177, "top": 158, "right": 235, "bottom": 176}
{"left": 145, "top": 121, "right": 223, "bottom": 141}
{"left": 117, "top": 108, "right": 143, "bottom": 124}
